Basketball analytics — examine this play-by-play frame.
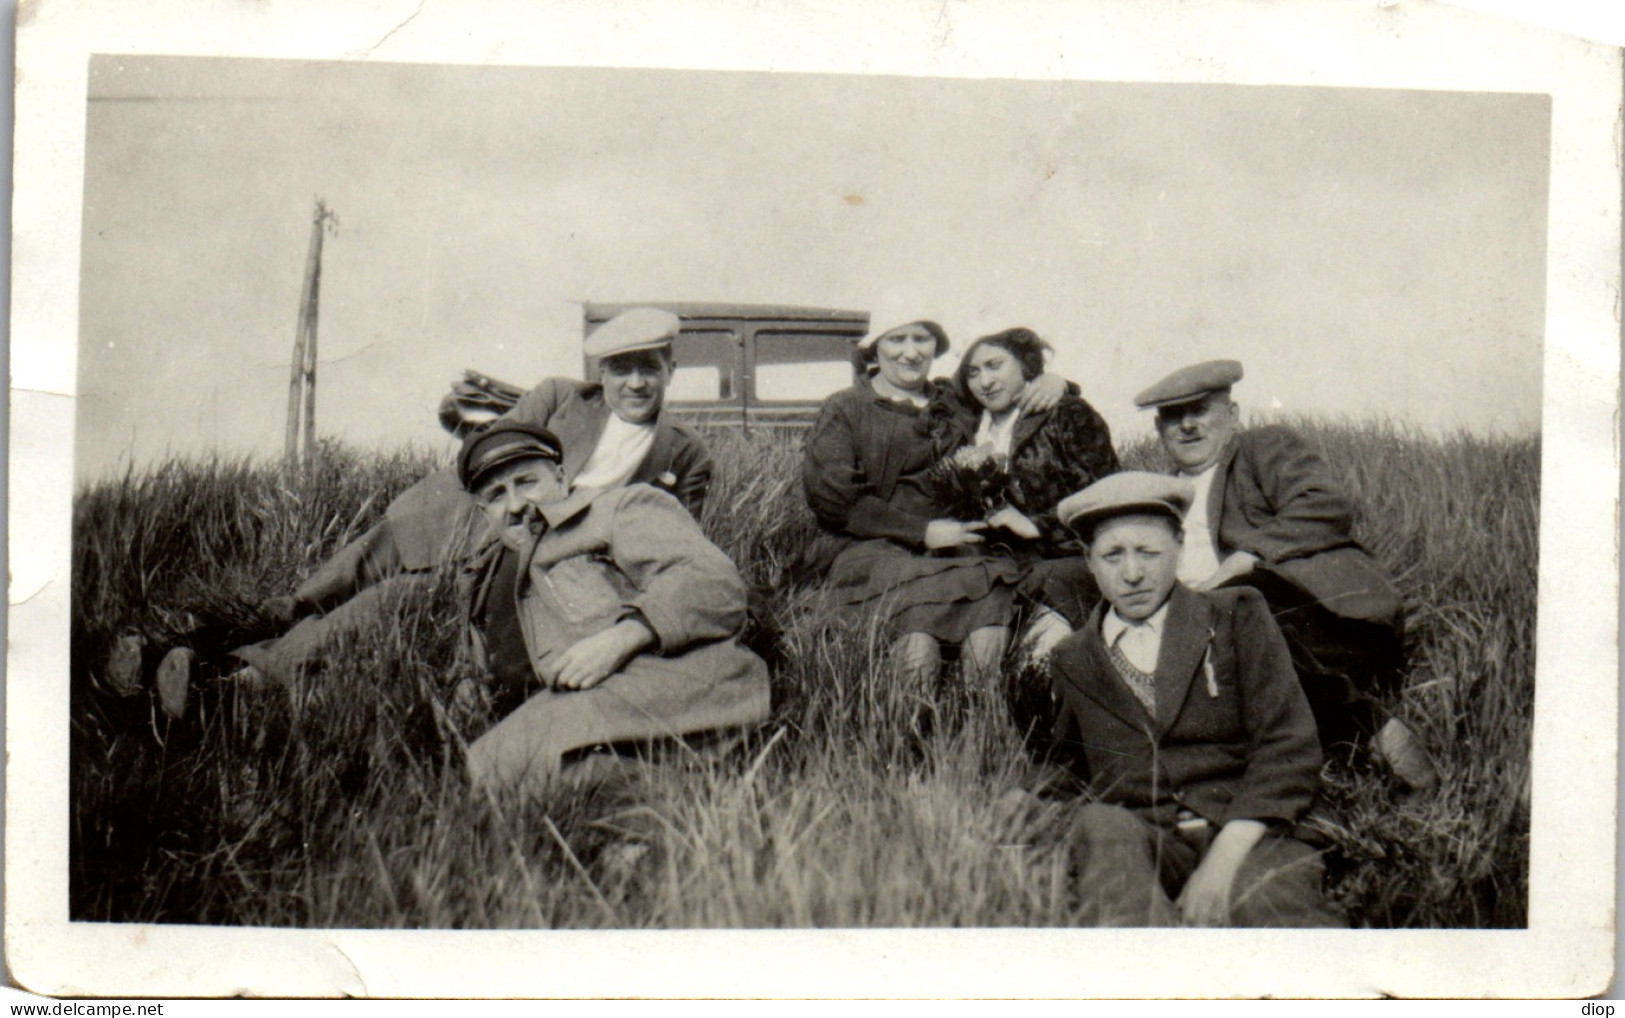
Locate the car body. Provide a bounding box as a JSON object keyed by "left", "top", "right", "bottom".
{"left": 582, "top": 302, "right": 870, "bottom": 428}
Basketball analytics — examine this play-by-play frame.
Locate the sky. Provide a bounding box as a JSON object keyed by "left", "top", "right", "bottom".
{"left": 75, "top": 56, "right": 1551, "bottom": 481}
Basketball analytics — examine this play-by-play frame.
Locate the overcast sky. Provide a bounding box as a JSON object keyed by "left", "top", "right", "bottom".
{"left": 75, "top": 56, "right": 1550, "bottom": 481}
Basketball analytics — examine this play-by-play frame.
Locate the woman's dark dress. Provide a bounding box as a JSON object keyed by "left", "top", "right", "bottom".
{"left": 802, "top": 380, "right": 1020, "bottom": 643}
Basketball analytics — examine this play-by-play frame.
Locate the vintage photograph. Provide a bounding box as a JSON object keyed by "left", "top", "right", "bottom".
{"left": 11, "top": 0, "right": 1620, "bottom": 999}
{"left": 69, "top": 54, "right": 1546, "bottom": 925}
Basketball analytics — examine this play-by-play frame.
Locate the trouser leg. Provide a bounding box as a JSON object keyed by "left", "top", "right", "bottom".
{"left": 1224, "top": 570, "right": 1393, "bottom": 758}
{"left": 1067, "top": 802, "right": 1189, "bottom": 926}
{"left": 290, "top": 519, "right": 406, "bottom": 616}
{"left": 1020, "top": 555, "right": 1100, "bottom": 630}
{"left": 232, "top": 572, "right": 435, "bottom": 684}
{"left": 1226, "top": 834, "right": 1346, "bottom": 928}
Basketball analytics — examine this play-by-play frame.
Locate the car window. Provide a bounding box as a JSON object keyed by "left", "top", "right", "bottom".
{"left": 753, "top": 331, "right": 856, "bottom": 402}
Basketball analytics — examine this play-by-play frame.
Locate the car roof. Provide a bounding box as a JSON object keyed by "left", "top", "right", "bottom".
{"left": 583, "top": 301, "right": 869, "bottom": 329}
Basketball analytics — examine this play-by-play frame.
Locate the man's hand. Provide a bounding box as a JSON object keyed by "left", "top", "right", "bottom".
{"left": 1015, "top": 371, "right": 1067, "bottom": 413}
{"left": 497, "top": 507, "right": 545, "bottom": 554}
{"left": 986, "top": 506, "right": 1041, "bottom": 540}
{"left": 545, "top": 619, "right": 655, "bottom": 691}
{"left": 1189, "top": 551, "right": 1259, "bottom": 592}
{"left": 1176, "top": 819, "right": 1266, "bottom": 927}
{"left": 925, "top": 519, "right": 987, "bottom": 550}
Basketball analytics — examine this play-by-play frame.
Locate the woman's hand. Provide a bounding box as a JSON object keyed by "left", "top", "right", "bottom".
{"left": 1016, "top": 372, "right": 1067, "bottom": 413}
{"left": 924, "top": 519, "right": 987, "bottom": 550}
{"left": 986, "top": 506, "right": 1041, "bottom": 540}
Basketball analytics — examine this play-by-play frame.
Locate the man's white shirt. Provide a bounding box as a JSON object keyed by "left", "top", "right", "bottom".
{"left": 571, "top": 413, "right": 655, "bottom": 494}
{"left": 1177, "top": 463, "right": 1224, "bottom": 585}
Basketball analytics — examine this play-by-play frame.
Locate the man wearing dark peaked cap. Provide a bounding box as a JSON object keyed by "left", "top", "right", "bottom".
{"left": 296, "top": 306, "right": 712, "bottom": 621}
{"left": 138, "top": 308, "right": 716, "bottom": 717}
{"left": 1133, "top": 359, "right": 1436, "bottom": 793}
{"left": 452, "top": 420, "right": 768, "bottom": 794}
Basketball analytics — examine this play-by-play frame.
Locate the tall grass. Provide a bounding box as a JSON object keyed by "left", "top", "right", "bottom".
{"left": 69, "top": 419, "right": 1537, "bottom": 928}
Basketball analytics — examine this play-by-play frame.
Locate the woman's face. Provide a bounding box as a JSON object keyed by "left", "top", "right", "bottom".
{"left": 963, "top": 342, "right": 1028, "bottom": 413}
{"left": 872, "top": 325, "right": 939, "bottom": 391}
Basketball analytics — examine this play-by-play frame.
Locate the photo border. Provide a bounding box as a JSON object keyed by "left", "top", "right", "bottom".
{"left": 8, "top": 0, "right": 1620, "bottom": 998}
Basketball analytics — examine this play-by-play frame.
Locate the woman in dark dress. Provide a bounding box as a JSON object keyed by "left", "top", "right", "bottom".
{"left": 801, "top": 319, "right": 1062, "bottom": 688}
{"left": 933, "top": 327, "right": 1121, "bottom": 660}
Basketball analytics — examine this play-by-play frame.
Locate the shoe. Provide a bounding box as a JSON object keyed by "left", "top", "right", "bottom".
{"left": 105, "top": 632, "right": 147, "bottom": 697}
{"left": 156, "top": 647, "right": 196, "bottom": 719}
{"left": 221, "top": 662, "right": 272, "bottom": 689}
{"left": 261, "top": 596, "right": 301, "bottom": 626}
{"left": 1373, "top": 717, "right": 1440, "bottom": 797}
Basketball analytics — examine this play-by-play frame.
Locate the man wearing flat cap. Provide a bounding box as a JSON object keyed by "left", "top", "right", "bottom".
{"left": 1132, "top": 359, "right": 1434, "bottom": 792}
{"left": 1046, "top": 471, "right": 1342, "bottom": 927}
{"left": 143, "top": 308, "right": 714, "bottom": 716}
{"left": 451, "top": 421, "right": 768, "bottom": 794}
{"left": 295, "top": 306, "right": 712, "bottom": 620}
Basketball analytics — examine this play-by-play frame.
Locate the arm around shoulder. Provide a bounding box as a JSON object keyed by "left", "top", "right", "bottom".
{"left": 504, "top": 377, "right": 587, "bottom": 428}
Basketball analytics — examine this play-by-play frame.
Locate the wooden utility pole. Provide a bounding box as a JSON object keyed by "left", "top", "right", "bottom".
{"left": 285, "top": 199, "right": 337, "bottom": 473}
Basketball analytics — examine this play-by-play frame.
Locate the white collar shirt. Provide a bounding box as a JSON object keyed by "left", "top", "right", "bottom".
{"left": 571, "top": 413, "right": 656, "bottom": 495}
{"left": 1100, "top": 601, "right": 1170, "bottom": 676}
{"left": 974, "top": 408, "right": 1021, "bottom": 458}
{"left": 1176, "top": 463, "right": 1223, "bottom": 585}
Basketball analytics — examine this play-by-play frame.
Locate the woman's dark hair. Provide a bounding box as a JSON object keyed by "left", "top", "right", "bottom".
{"left": 851, "top": 343, "right": 879, "bottom": 377}
{"left": 955, "top": 327, "right": 1051, "bottom": 405}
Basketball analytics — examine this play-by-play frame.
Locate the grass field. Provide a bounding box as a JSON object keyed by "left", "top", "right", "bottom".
{"left": 69, "top": 419, "right": 1537, "bottom": 928}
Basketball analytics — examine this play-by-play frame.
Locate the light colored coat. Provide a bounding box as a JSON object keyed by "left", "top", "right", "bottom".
{"left": 460, "top": 484, "right": 770, "bottom": 792}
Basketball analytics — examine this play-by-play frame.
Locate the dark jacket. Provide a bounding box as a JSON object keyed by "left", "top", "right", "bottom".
{"left": 926, "top": 392, "right": 1119, "bottom": 557}
{"left": 802, "top": 381, "right": 945, "bottom": 551}
{"left": 1049, "top": 584, "right": 1323, "bottom": 827}
{"left": 1205, "top": 426, "right": 1403, "bottom": 628}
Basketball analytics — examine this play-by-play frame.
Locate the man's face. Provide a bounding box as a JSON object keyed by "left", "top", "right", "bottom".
{"left": 1087, "top": 513, "right": 1182, "bottom": 622}
{"left": 1154, "top": 391, "right": 1239, "bottom": 474}
{"left": 475, "top": 458, "right": 568, "bottom": 548}
{"left": 599, "top": 348, "right": 673, "bottom": 425}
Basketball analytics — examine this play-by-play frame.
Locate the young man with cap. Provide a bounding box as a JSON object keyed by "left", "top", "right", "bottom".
{"left": 144, "top": 308, "right": 713, "bottom": 717}
{"left": 1131, "top": 359, "right": 1436, "bottom": 794}
{"left": 452, "top": 420, "right": 768, "bottom": 795}
{"left": 1047, "top": 471, "right": 1343, "bottom": 927}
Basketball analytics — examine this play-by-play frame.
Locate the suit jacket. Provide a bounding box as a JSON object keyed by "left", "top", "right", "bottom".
{"left": 1203, "top": 426, "right": 1402, "bottom": 628}
{"left": 1049, "top": 584, "right": 1322, "bottom": 827}
{"left": 382, "top": 379, "right": 713, "bottom": 572}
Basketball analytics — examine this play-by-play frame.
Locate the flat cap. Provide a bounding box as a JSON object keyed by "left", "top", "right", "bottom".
{"left": 1057, "top": 471, "right": 1195, "bottom": 538}
{"left": 858, "top": 319, "right": 949, "bottom": 357}
{"left": 457, "top": 420, "right": 565, "bottom": 492}
{"left": 583, "top": 307, "right": 681, "bottom": 359}
{"left": 1134, "top": 359, "right": 1244, "bottom": 409}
